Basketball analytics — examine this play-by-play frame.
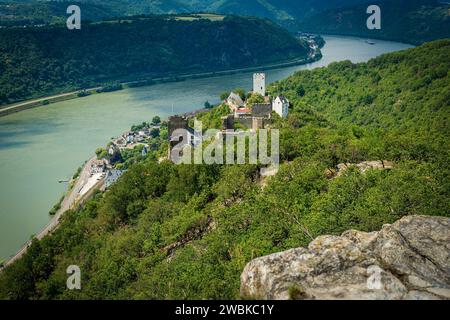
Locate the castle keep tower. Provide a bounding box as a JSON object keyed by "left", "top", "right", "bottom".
{"left": 253, "top": 73, "right": 266, "bottom": 96}
{"left": 168, "top": 115, "right": 189, "bottom": 160}
{"left": 168, "top": 115, "right": 188, "bottom": 138}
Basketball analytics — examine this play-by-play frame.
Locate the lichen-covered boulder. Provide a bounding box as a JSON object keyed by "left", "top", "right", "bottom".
{"left": 240, "top": 215, "right": 450, "bottom": 300}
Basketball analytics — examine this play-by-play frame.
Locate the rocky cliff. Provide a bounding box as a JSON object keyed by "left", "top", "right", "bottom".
{"left": 240, "top": 215, "right": 450, "bottom": 300}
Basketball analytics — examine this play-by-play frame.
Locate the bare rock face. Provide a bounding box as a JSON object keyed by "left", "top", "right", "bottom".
{"left": 240, "top": 215, "right": 450, "bottom": 300}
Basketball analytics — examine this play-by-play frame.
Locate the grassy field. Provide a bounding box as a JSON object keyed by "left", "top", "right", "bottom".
{"left": 173, "top": 13, "right": 225, "bottom": 21}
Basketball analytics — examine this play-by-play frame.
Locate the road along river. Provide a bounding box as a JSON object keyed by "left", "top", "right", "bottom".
{"left": 0, "top": 35, "right": 413, "bottom": 261}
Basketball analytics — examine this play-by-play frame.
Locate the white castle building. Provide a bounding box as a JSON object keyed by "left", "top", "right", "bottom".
{"left": 253, "top": 73, "right": 266, "bottom": 96}
{"left": 272, "top": 95, "right": 289, "bottom": 118}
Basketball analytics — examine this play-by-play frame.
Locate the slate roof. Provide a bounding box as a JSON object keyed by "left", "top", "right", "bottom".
{"left": 276, "top": 95, "right": 289, "bottom": 104}
{"left": 252, "top": 103, "right": 272, "bottom": 117}
{"left": 227, "top": 92, "right": 244, "bottom": 106}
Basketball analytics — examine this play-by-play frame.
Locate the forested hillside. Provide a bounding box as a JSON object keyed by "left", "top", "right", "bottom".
{"left": 0, "top": 39, "right": 448, "bottom": 300}
{"left": 0, "top": 1, "right": 115, "bottom": 26}
{"left": 0, "top": 15, "right": 310, "bottom": 104}
{"left": 298, "top": 0, "right": 450, "bottom": 45}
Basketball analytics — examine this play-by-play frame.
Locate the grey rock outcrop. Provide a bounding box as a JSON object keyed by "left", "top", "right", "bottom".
{"left": 325, "top": 160, "right": 394, "bottom": 179}
{"left": 240, "top": 215, "right": 450, "bottom": 300}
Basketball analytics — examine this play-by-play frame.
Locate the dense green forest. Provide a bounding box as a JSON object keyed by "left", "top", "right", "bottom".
{"left": 0, "top": 39, "right": 449, "bottom": 300}
{"left": 298, "top": 0, "right": 450, "bottom": 45}
{"left": 0, "top": 15, "right": 311, "bottom": 104}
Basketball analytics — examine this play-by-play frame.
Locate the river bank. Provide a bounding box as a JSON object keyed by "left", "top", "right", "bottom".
{"left": 0, "top": 49, "right": 322, "bottom": 118}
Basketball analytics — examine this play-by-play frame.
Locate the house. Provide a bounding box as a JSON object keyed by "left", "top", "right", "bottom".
{"left": 90, "top": 159, "right": 107, "bottom": 174}
{"left": 272, "top": 95, "right": 289, "bottom": 118}
{"left": 122, "top": 131, "right": 135, "bottom": 144}
{"left": 138, "top": 130, "right": 147, "bottom": 137}
{"left": 253, "top": 73, "right": 266, "bottom": 96}
{"left": 108, "top": 144, "right": 117, "bottom": 155}
{"left": 227, "top": 92, "right": 245, "bottom": 111}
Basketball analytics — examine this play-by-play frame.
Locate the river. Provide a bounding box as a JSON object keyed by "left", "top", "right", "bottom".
{"left": 0, "top": 36, "right": 413, "bottom": 260}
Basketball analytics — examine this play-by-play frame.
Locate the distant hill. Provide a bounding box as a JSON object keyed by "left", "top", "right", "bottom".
{"left": 0, "top": 15, "right": 311, "bottom": 104}
{"left": 298, "top": 0, "right": 450, "bottom": 45}
{"left": 2, "top": 1, "right": 448, "bottom": 44}
{"left": 0, "top": 0, "right": 371, "bottom": 27}
{"left": 0, "top": 1, "right": 116, "bottom": 26}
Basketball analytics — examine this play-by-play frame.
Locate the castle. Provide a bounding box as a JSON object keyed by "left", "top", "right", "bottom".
{"left": 224, "top": 72, "right": 290, "bottom": 130}
{"left": 168, "top": 72, "right": 291, "bottom": 158}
